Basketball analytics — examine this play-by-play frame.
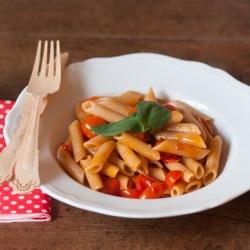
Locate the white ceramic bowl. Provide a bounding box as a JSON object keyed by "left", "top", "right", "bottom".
{"left": 4, "top": 53, "right": 250, "bottom": 218}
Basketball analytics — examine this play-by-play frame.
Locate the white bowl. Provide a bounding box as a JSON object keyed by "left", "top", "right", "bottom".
{"left": 4, "top": 53, "right": 250, "bottom": 218}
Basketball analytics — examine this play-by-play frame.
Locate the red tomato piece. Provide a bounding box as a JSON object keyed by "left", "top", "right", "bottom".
{"left": 81, "top": 116, "right": 106, "bottom": 139}
{"left": 101, "top": 177, "right": 120, "bottom": 196}
{"left": 160, "top": 152, "right": 181, "bottom": 163}
{"left": 139, "top": 182, "right": 167, "bottom": 199}
{"left": 120, "top": 188, "right": 142, "bottom": 199}
{"left": 165, "top": 170, "right": 183, "bottom": 189}
{"left": 135, "top": 174, "right": 156, "bottom": 192}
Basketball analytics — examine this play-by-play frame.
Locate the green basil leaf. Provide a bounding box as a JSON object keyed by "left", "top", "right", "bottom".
{"left": 91, "top": 101, "right": 171, "bottom": 136}
{"left": 91, "top": 113, "right": 140, "bottom": 136}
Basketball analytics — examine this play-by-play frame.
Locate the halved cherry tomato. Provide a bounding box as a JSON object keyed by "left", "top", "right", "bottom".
{"left": 160, "top": 152, "right": 181, "bottom": 163}
{"left": 81, "top": 116, "right": 106, "bottom": 139}
{"left": 135, "top": 174, "right": 156, "bottom": 192}
{"left": 101, "top": 177, "right": 120, "bottom": 196}
{"left": 129, "top": 132, "right": 149, "bottom": 142}
{"left": 165, "top": 170, "right": 183, "bottom": 189}
{"left": 139, "top": 182, "right": 166, "bottom": 199}
{"left": 120, "top": 188, "right": 142, "bottom": 199}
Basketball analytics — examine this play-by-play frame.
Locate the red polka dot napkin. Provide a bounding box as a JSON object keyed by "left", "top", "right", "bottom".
{"left": 0, "top": 100, "right": 51, "bottom": 222}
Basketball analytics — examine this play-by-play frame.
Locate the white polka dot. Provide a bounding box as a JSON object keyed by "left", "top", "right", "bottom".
{"left": 18, "top": 195, "right": 25, "bottom": 199}
{"left": 0, "top": 104, "right": 4, "bottom": 109}
{"left": 10, "top": 210, "right": 17, "bottom": 214}
{"left": 26, "top": 210, "right": 32, "bottom": 213}
{"left": 4, "top": 109, "right": 10, "bottom": 114}
{"left": 0, "top": 144, "right": 3, "bottom": 148}
{"left": 26, "top": 200, "right": 32, "bottom": 204}
{"left": 34, "top": 195, "right": 40, "bottom": 199}
{"left": 11, "top": 201, "right": 17, "bottom": 205}
{"left": 3, "top": 196, "right": 9, "bottom": 200}
{"left": 11, "top": 191, "right": 17, "bottom": 195}
{"left": 3, "top": 186, "right": 10, "bottom": 191}
{"left": 42, "top": 209, "right": 48, "bottom": 213}
{"left": 0, "top": 114, "right": 4, "bottom": 119}
{"left": 5, "top": 100, "right": 12, "bottom": 104}
{"left": 18, "top": 205, "right": 25, "bottom": 209}
{"left": 41, "top": 199, "right": 47, "bottom": 204}
{"left": 3, "top": 206, "right": 9, "bottom": 210}
{"left": 34, "top": 204, "right": 40, "bottom": 209}
{"left": 0, "top": 124, "right": 3, "bottom": 129}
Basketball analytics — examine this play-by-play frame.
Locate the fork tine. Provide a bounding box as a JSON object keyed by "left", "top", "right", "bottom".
{"left": 47, "top": 41, "right": 54, "bottom": 76}
{"left": 31, "top": 41, "right": 42, "bottom": 78}
{"left": 55, "top": 40, "right": 61, "bottom": 77}
{"left": 40, "top": 40, "right": 48, "bottom": 76}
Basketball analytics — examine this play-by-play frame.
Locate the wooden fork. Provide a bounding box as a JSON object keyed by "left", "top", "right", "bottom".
{"left": 7, "top": 40, "right": 61, "bottom": 194}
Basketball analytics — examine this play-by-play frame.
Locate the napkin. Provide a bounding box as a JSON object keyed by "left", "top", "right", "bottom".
{"left": 0, "top": 100, "right": 51, "bottom": 222}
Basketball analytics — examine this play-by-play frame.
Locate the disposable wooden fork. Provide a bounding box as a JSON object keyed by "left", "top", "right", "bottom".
{"left": 0, "top": 40, "right": 62, "bottom": 194}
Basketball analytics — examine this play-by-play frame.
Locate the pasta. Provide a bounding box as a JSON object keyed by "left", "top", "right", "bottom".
{"left": 57, "top": 87, "right": 223, "bottom": 199}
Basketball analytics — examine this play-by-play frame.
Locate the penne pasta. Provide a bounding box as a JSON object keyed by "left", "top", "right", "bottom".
{"left": 57, "top": 145, "right": 85, "bottom": 184}
{"left": 80, "top": 157, "right": 103, "bottom": 190}
{"left": 165, "top": 162, "right": 195, "bottom": 183}
{"left": 153, "top": 139, "right": 210, "bottom": 160}
{"left": 154, "top": 131, "right": 206, "bottom": 148}
{"left": 68, "top": 120, "right": 87, "bottom": 162}
{"left": 182, "top": 157, "right": 204, "bottom": 179}
{"left": 82, "top": 100, "right": 125, "bottom": 122}
{"left": 116, "top": 141, "right": 142, "bottom": 172}
{"left": 115, "top": 132, "right": 160, "bottom": 161}
{"left": 171, "top": 180, "right": 186, "bottom": 197}
{"left": 85, "top": 141, "right": 116, "bottom": 173}
{"left": 57, "top": 87, "right": 223, "bottom": 199}
{"left": 185, "top": 178, "right": 202, "bottom": 193}
{"left": 203, "top": 135, "right": 222, "bottom": 185}
{"left": 96, "top": 97, "right": 131, "bottom": 116}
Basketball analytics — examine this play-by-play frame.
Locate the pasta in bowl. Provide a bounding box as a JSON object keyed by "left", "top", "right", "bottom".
{"left": 57, "top": 88, "right": 223, "bottom": 199}
{"left": 4, "top": 53, "right": 250, "bottom": 218}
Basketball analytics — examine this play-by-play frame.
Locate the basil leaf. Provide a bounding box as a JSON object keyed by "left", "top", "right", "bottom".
{"left": 137, "top": 101, "right": 171, "bottom": 131}
{"left": 91, "top": 113, "right": 141, "bottom": 136}
{"left": 91, "top": 101, "right": 171, "bottom": 136}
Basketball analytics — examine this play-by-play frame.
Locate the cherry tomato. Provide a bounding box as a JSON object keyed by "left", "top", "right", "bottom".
{"left": 101, "top": 177, "right": 120, "bottom": 196}
{"left": 139, "top": 182, "right": 166, "bottom": 199}
{"left": 165, "top": 170, "right": 183, "bottom": 189}
{"left": 160, "top": 152, "right": 181, "bottom": 163}
{"left": 129, "top": 132, "right": 149, "bottom": 142}
{"left": 81, "top": 116, "right": 106, "bottom": 139}
{"left": 135, "top": 174, "right": 156, "bottom": 192}
{"left": 120, "top": 188, "right": 142, "bottom": 199}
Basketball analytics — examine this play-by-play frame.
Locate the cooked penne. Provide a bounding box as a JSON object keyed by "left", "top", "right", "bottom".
{"left": 185, "top": 178, "right": 202, "bottom": 193}
{"left": 85, "top": 141, "right": 116, "bottom": 173}
{"left": 167, "top": 100, "right": 211, "bottom": 120}
{"left": 116, "top": 173, "right": 133, "bottom": 190}
{"left": 116, "top": 90, "right": 144, "bottom": 106}
{"left": 144, "top": 87, "right": 157, "bottom": 102}
{"left": 82, "top": 100, "right": 125, "bottom": 122}
{"left": 83, "top": 134, "right": 113, "bottom": 152}
{"left": 75, "top": 100, "right": 89, "bottom": 122}
{"left": 154, "top": 131, "right": 206, "bottom": 148}
{"left": 96, "top": 97, "right": 131, "bottom": 116}
{"left": 148, "top": 166, "right": 166, "bottom": 182}
{"left": 171, "top": 180, "right": 186, "bottom": 197}
{"left": 57, "top": 145, "right": 85, "bottom": 184}
{"left": 182, "top": 157, "right": 204, "bottom": 179}
{"left": 101, "top": 162, "right": 120, "bottom": 178}
{"left": 57, "top": 87, "right": 223, "bottom": 199}
{"left": 153, "top": 139, "right": 210, "bottom": 160}
{"left": 167, "top": 111, "right": 184, "bottom": 124}
{"left": 68, "top": 120, "right": 87, "bottom": 162}
{"left": 80, "top": 157, "right": 103, "bottom": 190}
{"left": 116, "top": 141, "right": 142, "bottom": 172}
{"left": 203, "top": 135, "right": 222, "bottom": 185}
{"left": 164, "top": 123, "right": 201, "bottom": 135}
{"left": 165, "top": 162, "right": 195, "bottom": 183}
{"left": 115, "top": 132, "right": 160, "bottom": 161}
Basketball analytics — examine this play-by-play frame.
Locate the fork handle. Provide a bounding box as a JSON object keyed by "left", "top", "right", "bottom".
{"left": 0, "top": 94, "right": 33, "bottom": 184}
{"left": 10, "top": 94, "right": 43, "bottom": 193}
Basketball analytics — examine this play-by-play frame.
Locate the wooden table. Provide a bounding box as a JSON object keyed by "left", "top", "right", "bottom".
{"left": 0, "top": 1, "right": 249, "bottom": 249}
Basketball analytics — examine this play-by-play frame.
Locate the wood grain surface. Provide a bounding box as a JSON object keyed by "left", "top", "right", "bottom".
{"left": 0, "top": 1, "right": 249, "bottom": 249}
